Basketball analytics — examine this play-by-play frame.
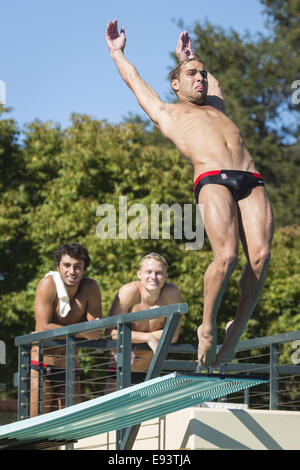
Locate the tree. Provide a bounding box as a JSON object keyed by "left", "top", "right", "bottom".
{"left": 1, "top": 3, "right": 300, "bottom": 395}
{"left": 1, "top": 108, "right": 300, "bottom": 394}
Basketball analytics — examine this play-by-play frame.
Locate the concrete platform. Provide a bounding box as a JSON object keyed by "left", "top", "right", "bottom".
{"left": 74, "top": 405, "right": 300, "bottom": 450}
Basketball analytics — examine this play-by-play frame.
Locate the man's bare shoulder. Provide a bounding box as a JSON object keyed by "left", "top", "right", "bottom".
{"left": 109, "top": 281, "right": 141, "bottom": 316}
{"left": 118, "top": 281, "right": 141, "bottom": 300}
{"left": 35, "top": 276, "right": 57, "bottom": 304}
{"left": 161, "top": 282, "right": 182, "bottom": 302}
{"left": 36, "top": 276, "right": 57, "bottom": 297}
{"left": 80, "top": 277, "right": 101, "bottom": 292}
{"left": 157, "top": 102, "right": 191, "bottom": 137}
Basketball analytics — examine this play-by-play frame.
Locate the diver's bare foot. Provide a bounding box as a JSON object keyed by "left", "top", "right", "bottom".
{"left": 197, "top": 325, "right": 217, "bottom": 368}
{"left": 215, "top": 320, "right": 240, "bottom": 365}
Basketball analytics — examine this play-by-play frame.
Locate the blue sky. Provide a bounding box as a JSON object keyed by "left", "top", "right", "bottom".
{"left": 1, "top": 0, "right": 268, "bottom": 130}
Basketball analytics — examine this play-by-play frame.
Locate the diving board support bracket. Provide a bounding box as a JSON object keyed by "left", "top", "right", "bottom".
{"left": 119, "top": 311, "right": 183, "bottom": 450}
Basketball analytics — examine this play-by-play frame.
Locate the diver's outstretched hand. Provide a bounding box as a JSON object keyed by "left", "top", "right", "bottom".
{"left": 106, "top": 19, "right": 126, "bottom": 53}
{"left": 176, "top": 31, "right": 194, "bottom": 61}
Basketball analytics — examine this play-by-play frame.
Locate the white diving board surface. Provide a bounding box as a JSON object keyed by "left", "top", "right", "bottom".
{"left": 0, "top": 372, "right": 268, "bottom": 449}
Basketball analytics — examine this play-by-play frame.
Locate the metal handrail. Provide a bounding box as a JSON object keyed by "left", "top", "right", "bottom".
{"left": 15, "top": 303, "right": 188, "bottom": 346}
{"left": 14, "top": 309, "right": 300, "bottom": 448}
{"left": 15, "top": 304, "right": 188, "bottom": 420}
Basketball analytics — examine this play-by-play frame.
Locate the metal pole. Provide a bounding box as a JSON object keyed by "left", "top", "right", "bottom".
{"left": 116, "top": 321, "right": 132, "bottom": 391}
{"left": 38, "top": 344, "right": 44, "bottom": 415}
{"left": 270, "top": 343, "right": 279, "bottom": 410}
{"left": 65, "top": 335, "right": 76, "bottom": 450}
{"left": 244, "top": 371, "right": 250, "bottom": 407}
{"left": 120, "top": 312, "right": 181, "bottom": 450}
{"left": 65, "top": 335, "right": 76, "bottom": 408}
{"left": 116, "top": 321, "right": 132, "bottom": 450}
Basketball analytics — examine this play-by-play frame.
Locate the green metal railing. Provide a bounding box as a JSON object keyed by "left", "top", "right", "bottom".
{"left": 14, "top": 303, "right": 187, "bottom": 450}
{"left": 13, "top": 303, "right": 300, "bottom": 449}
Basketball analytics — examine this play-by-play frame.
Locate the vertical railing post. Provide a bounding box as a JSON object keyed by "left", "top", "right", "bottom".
{"left": 38, "top": 343, "right": 44, "bottom": 415}
{"left": 120, "top": 312, "right": 182, "bottom": 450}
{"left": 244, "top": 371, "right": 250, "bottom": 407}
{"left": 116, "top": 321, "right": 132, "bottom": 392}
{"left": 270, "top": 343, "right": 279, "bottom": 410}
{"left": 145, "top": 313, "right": 181, "bottom": 380}
{"left": 65, "top": 335, "right": 76, "bottom": 450}
{"left": 65, "top": 335, "right": 76, "bottom": 408}
{"left": 116, "top": 321, "right": 132, "bottom": 450}
{"left": 18, "top": 344, "right": 31, "bottom": 421}
{"left": 217, "top": 364, "right": 227, "bottom": 402}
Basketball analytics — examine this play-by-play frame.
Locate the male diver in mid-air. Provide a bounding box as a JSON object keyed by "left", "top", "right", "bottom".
{"left": 105, "top": 20, "right": 274, "bottom": 367}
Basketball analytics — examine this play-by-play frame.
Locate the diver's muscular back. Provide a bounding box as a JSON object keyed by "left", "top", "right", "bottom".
{"left": 164, "top": 102, "right": 257, "bottom": 180}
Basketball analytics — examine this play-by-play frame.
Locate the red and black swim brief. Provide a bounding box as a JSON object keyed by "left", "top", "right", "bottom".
{"left": 194, "top": 169, "right": 264, "bottom": 203}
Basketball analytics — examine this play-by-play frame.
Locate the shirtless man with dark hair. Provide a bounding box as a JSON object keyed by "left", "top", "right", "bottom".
{"left": 30, "top": 243, "right": 102, "bottom": 416}
{"left": 105, "top": 21, "right": 274, "bottom": 368}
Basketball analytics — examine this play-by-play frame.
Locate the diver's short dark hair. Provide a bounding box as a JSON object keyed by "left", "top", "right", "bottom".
{"left": 53, "top": 243, "right": 91, "bottom": 269}
{"left": 169, "top": 54, "right": 204, "bottom": 82}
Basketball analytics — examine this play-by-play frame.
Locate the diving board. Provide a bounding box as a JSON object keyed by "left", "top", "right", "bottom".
{"left": 0, "top": 372, "right": 268, "bottom": 449}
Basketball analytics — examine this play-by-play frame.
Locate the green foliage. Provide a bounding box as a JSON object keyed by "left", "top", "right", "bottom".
{"left": 1, "top": 108, "right": 299, "bottom": 382}
{"left": 1, "top": 3, "right": 300, "bottom": 393}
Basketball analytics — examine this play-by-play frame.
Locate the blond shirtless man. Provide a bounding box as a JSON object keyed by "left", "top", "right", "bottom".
{"left": 106, "top": 253, "right": 182, "bottom": 390}
{"left": 105, "top": 21, "right": 274, "bottom": 368}
{"left": 30, "top": 243, "right": 102, "bottom": 416}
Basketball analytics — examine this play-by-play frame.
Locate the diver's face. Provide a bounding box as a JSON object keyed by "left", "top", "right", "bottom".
{"left": 172, "top": 60, "right": 208, "bottom": 104}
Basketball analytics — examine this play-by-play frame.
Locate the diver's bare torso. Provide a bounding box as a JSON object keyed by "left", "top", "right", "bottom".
{"left": 161, "top": 102, "right": 258, "bottom": 180}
